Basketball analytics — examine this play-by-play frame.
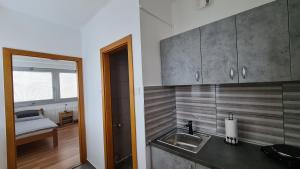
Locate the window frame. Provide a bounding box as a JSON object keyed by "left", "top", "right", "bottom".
{"left": 13, "top": 67, "right": 78, "bottom": 108}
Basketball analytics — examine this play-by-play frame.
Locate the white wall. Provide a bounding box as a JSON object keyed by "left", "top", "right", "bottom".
{"left": 140, "top": 11, "right": 173, "bottom": 87}
{"left": 140, "top": 0, "right": 173, "bottom": 87}
{"left": 171, "top": 0, "right": 275, "bottom": 35}
{"left": 80, "top": 0, "right": 146, "bottom": 168}
{"left": 140, "top": 0, "right": 172, "bottom": 23}
{"left": 0, "top": 7, "right": 81, "bottom": 169}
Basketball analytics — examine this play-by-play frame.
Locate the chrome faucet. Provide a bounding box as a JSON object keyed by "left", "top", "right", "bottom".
{"left": 185, "top": 121, "right": 193, "bottom": 135}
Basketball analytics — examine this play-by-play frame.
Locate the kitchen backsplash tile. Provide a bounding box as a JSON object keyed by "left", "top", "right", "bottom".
{"left": 144, "top": 83, "right": 300, "bottom": 146}
{"left": 144, "top": 86, "right": 176, "bottom": 143}
{"left": 283, "top": 83, "right": 300, "bottom": 147}
{"left": 175, "top": 85, "right": 217, "bottom": 134}
{"left": 216, "top": 84, "right": 284, "bottom": 145}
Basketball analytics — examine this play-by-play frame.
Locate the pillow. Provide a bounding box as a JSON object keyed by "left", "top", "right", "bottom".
{"left": 15, "top": 110, "right": 40, "bottom": 118}
{"left": 15, "top": 114, "right": 43, "bottom": 122}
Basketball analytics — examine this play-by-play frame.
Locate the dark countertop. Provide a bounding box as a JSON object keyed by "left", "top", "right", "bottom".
{"left": 152, "top": 133, "right": 291, "bottom": 169}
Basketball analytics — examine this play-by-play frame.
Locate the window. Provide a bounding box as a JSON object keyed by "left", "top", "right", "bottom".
{"left": 13, "top": 68, "right": 78, "bottom": 107}
{"left": 59, "top": 73, "right": 78, "bottom": 99}
{"left": 13, "top": 71, "right": 53, "bottom": 102}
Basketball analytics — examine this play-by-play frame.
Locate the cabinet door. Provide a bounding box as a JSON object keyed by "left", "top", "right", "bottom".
{"left": 201, "top": 16, "right": 238, "bottom": 84}
{"left": 236, "top": 0, "right": 290, "bottom": 83}
{"left": 152, "top": 146, "right": 195, "bottom": 169}
{"left": 289, "top": 0, "right": 300, "bottom": 80}
{"left": 160, "top": 28, "right": 202, "bottom": 86}
{"left": 196, "top": 163, "right": 211, "bottom": 169}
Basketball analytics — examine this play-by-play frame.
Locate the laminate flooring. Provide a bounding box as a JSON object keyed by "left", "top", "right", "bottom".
{"left": 17, "top": 124, "right": 80, "bottom": 169}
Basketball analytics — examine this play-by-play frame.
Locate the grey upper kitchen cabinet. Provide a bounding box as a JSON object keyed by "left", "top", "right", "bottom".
{"left": 152, "top": 146, "right": 195, "bottom": 169}
{"left": 289, "top": 0, "right": 300, "bottom": 80}
{"left": 201, "top": 16, "right": 238, "bottom": 84}
{"left": 236, "top": 0, "right": 291, "bottom": 83}
{"left": 160, "top": 28, "right": 202, "bottom": 86}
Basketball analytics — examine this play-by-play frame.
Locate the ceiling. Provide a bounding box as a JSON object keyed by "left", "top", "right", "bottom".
{"left": 0, "top": 0, "right": 110, "bottom": 29}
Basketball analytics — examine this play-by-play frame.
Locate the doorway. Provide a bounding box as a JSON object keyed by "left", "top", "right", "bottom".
{"left": 3, "top": 48, "right": 87, "bottom": 169}
{"left": 101, "top": 35, "right": 137, "bottom": 169}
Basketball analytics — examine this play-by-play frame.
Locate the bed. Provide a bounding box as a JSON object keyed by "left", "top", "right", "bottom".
{"left": 15, "top": 109, "right": 58, "bottom": 147}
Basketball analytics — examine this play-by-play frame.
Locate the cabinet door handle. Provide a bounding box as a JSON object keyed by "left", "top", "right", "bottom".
{"left": 229, "top": 67, "right": 234, "bottom": 80}
{"left": 242, "top": 66, "right": 247, "bottom": 79}
{"left": 195, "top": 71, "right": 200, "bottom": 82}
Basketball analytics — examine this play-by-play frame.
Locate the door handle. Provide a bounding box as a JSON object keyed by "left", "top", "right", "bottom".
{"left": 195, "top": 71, "right": 200, "bottom": 82}
{"left": 112, "top": 123, "right": 122, "bottom": 128}
{"left": 229, "top": 67, "right": 234, "bottom": 80}
{"left": 242, "top": 66, "right": 247, "bottom": 79}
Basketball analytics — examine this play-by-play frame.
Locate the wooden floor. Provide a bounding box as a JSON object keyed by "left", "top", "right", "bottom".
{"left": 17, "top": 124, "right": 80, "bottom": 169}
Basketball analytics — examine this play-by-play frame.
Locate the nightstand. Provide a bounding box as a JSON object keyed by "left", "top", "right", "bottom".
{"left": 59, "top": 111, "right": 74, "bottom": 126}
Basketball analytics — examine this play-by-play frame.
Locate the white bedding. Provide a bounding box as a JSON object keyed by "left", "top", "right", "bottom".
{"left": 15, "top": 118, "right": 58, "bottom": 136}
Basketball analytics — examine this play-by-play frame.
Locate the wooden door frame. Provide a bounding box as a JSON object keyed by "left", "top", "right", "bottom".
{"left": 3, "top": 48, "right": 87, "bottom": 169}
{"left": 100, "top": 35, "right": 137, "bottom": 169}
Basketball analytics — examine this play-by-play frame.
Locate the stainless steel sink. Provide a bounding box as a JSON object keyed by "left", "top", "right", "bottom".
{"left": 157, "top": 129, "right": 211, "bottom": 153}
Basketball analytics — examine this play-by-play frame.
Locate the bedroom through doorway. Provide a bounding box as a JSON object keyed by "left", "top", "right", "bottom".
{"left": 3, "top": 48, "right": 87, "bottom": 169}
{"left": 13, "top": 55, "right": 80, "bottom": 169}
